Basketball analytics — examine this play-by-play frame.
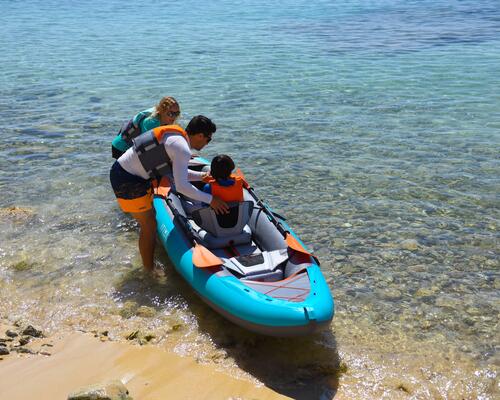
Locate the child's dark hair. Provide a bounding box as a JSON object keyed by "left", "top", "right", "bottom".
{"left": 211, "top": 154, "right": 235, "bottom": 181}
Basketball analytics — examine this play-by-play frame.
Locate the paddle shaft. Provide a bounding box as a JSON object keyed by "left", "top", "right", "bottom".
{"left": 164, "top": 195, "right": 224, "bottom": 268}
{"left": 165, "top": 197, "right": 197, "bottom": 247}
{"left": 246, "top": 186, "right": 288, "bottom": 238}
{"left": 247, "top": 186, "right": 319, "bottom": 264}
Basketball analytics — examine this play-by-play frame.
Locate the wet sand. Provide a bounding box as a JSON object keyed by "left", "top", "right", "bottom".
{"left": 0, "top": 328, "right": 291, "bottom": 400}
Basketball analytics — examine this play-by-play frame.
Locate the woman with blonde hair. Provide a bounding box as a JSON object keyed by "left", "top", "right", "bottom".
{"left": 111, "top": 96, "right": 180, "bottom": 159}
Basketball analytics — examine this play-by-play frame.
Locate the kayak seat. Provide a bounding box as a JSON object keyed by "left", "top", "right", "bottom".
{"left": 180, "top": 197, "right": 205, "bottom": 215}
{"left": 194, "top": 225, "right": 253, "bottom": 249}
{"left": 224, "top": 249, "right": 288, "bottom": 281}
{"left": 190, "top": 201, "right": 254, "bottom": 249}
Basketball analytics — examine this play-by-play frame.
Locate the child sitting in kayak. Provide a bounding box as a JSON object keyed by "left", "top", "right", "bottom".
{"left": 202, "top": 154, "right": 244, "bottom": 202}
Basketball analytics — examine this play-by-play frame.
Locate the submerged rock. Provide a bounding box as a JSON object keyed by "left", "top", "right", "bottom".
{"left": 420, "top": 320, "right": 434, "bottom": 330}
{"left": 12, "top": 347, "right": 36, "bottom": 354}
{"left": 118, "top": 301, "right": 138, "bottom": 319}
{"left": 408, "top": 264, "right": 427, "bottom": 273}
{"left": 378, "top": 288, "right": 402, "bottom": 300}
{"left": 331, "top": 239, "right": 345, "bottom": 248}
{"left": 125, "top": 330, "right": 140, "bottom": 341}
{"left": 22, "top": 325, "right": 43, "bottom": 338}
{"left": 435, "top": 296, "right": 456, "bottom": 309}
{"left": 400, "top": 239, "right": 419, "bottom": 251}
{"left": 124, "top": 330, "right": 155, "bottom": 345}
{"left": 465, "top": 307, "right": 482, "bottom": 316}
{"left": 143, "top": 333, "right": 155, "bottom": 342}
{"left": 67, "top": 380, "right": 132, "bottom": 400}
{"left": 5, "top": 330, "right": 18, "bottom": 338}
{"left": 18, "top": 336, "right": 30, "bottom": 346}
{"left": 0, "top": 347, "right": 9, "bottom": 356}
{"left": 11, "top": 260, "right": 37, "bottom": 272}
{"left": 415, "top": 288, "right": 436, "bottom": 298}
{"left": 380, "top": 251, "right": 399, "bottom": 261}
{"left": 135, "top": 306, "right": 156, "bottom": 318}
{"left": 0, "top": 206, "right": 36, "bottom": 221}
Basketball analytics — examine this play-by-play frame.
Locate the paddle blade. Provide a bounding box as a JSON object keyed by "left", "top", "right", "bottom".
{"left": 286, "top": 233, "right": 313, "bottom": 256}
{"left": 193, "top": 243, "right": 223, "bottom": 268}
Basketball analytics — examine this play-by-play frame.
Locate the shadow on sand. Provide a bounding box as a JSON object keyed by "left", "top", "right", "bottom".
{"left": 192, "top": 301, "right": 341, "bottom": 400}
{"left": 114, "top": 248, "right": 342, "bottom": 400}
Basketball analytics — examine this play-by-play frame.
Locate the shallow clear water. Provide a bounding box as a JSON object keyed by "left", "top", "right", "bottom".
{"left": 0, "top": 0, "right": 499, "bottom": 398}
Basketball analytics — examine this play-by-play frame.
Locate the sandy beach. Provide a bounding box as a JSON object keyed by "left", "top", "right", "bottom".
{"left": 0, "top": 321, "right": 294, "bottom": 400}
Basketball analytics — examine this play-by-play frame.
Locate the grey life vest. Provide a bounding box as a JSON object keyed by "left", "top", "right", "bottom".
{"left": 132, "top": 127, "right": 187, "bottom": 179}
{"left": 118, "top": 112, "right": 151, "bottom": 144}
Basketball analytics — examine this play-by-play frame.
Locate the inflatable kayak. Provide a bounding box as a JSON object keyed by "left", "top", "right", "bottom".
{"left": 153, "top": 159, "right": 334, "bottom": 336}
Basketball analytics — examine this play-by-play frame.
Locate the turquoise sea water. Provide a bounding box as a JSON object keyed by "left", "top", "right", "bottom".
{"left": 0, "top": 0, "right": 499, "bottom": 398}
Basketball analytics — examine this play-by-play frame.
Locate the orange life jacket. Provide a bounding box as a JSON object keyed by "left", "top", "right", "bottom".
{"left": 151, "top": 125, "right": 188, "bottom": 142}
{"left": 208, "top": 175, "right": 244, "bottom": 202}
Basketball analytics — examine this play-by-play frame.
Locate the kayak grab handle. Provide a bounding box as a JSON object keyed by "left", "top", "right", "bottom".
{"left": 304, "top": 306, "right": 316, "bottom": 321}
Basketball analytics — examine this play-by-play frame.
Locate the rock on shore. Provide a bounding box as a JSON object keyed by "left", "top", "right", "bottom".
{"left": 67, "top": 380, "right": 132, "bottom": 400}
{"left": 0, "top": 323, "right": 49, "bottom": 359}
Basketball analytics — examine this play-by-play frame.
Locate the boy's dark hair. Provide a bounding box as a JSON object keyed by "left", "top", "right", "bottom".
{"left": 185, "top": 115, "right": 216, "bottom": 136}
{"left": 211, "top": 154, "right": 235, "bottom": 181}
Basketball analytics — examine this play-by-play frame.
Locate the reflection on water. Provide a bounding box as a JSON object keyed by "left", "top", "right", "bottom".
{"left": 0, "top": 0, "right": 499, "bottom": 398}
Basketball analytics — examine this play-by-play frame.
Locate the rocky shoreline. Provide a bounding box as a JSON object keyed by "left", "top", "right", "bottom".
{"left": 0, "top": 321, "right": 135, "bottom": 400}
{"left": 0, "top": 322, "right": 161, "bottom": 399}
{"left": 0, "top": 322, "right": 52, "bottom": 359}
